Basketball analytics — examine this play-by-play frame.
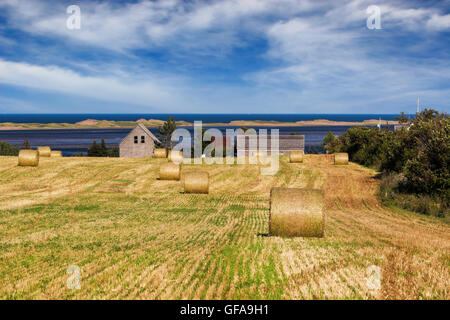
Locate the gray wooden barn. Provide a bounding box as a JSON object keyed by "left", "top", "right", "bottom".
{"left": 119, "top": 124, "right": 160, "bottom": 158}
{"left": 237, "top": 134, "right": 305, "bottom": 156}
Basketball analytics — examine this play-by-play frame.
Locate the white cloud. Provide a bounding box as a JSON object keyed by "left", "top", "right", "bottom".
{"left": 1, "top": 0, "right": 448, "bottom": 54}
{"left": 0, "top": 59, "right": 183, "bottom": 109}
{"left": 0, "top": 0, "right": 449, "bottom": 113}
{"left": 245, "top": 7, "right": 450, "bottom": 113}
{"left": 427, "top": 14, "right": 450, "bottom": 31}
{"left": 0, "top": 0, "right": 332, "bottom": 53}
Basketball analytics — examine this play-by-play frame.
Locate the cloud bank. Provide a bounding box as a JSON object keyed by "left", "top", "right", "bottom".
{"left": 0, "top": 0, "right": 449, "bottom": 113}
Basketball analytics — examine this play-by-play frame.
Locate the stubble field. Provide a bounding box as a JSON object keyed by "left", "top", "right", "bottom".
{"left": 0, "top": 155, "right": 448, "bottom": 299}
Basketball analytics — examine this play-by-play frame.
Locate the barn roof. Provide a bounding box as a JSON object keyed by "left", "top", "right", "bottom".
{"left": 120, "top": 123, "right": 161, "bottom": 144}
{"left": 137, "top": 123, "right": 161, "bottom": 143}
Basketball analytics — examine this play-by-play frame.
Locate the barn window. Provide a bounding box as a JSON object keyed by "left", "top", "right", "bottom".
{"left": 141, "top": 136, "right": 145, "bottom": 143}
{"left": 134, "top": 136, "right": 138, "bottom": 144}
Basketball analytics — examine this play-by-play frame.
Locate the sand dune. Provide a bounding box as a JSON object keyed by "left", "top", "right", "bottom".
{"left": 0, "top": 118, "right": 399, "bottom": 130}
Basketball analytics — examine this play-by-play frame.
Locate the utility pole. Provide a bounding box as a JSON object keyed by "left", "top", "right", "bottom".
{"left": 417, "top": 96, "right": 420, "bottom": 114}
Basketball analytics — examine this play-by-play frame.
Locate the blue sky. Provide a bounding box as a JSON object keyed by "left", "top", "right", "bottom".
{"left": 0, "top": 0, "right": 449, "bottom": 114}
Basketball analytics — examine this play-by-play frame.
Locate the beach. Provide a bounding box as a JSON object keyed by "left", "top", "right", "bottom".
{"left": 0, "top": 118, "right": 399, "bottom": 130}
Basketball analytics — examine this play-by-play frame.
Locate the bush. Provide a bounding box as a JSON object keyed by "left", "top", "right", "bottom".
{"left": 306, "top": 146, "right": 319, "bottom": 154}
{"left": 379, "top": 173, "right": 449, "bottom": 218}
{"left": 323, "top": 109, "right": 449, "bottom": 218}
{"left": 87, "top": 139, "right": 119, "bottom": 157}
{"left": 326, "top": 127, "right": 393, "bottom": 168}
{"left": 321, "top": 132, "right": 335, "bottom": 154}
{"left": 402, "top": 110, "right": 449, "bottom": 198}
{"left": 0, "top": 141, "right": 19, "bottom": 156}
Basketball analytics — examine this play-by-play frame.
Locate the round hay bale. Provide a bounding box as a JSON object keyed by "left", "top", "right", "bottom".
{"left": 51, "top": 150, "right": 63, "bottom": 157}
{"left": 37, "top": 146, "right": 51, "bottom": 157}
{"left": 289, "top": 151, "right": 304, "bottom": 163}
{"left": 18, "top": 150, "right": 39, "bottom": 167}
{"left": 183, "top": 171, "right": 209, "bottom": 194}
{"left": 159, "top": 162, "right": 181, "bottom": 180}
{"left": 168, "top": 150, "right": 183, "bottom": 163}
{"left": 269, "top": 187, "right": 324, "bottom": 237}
{"left": 154, "top": 148, "right": 167, "bottom": 158}
{"left": 334, "top": 153, "right": 349, "bottom": 165}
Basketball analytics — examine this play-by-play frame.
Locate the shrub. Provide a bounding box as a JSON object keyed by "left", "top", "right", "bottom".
{"left": 379, "top": 173, "right": 449, "bottom": 218}
{"left": 0, "top": 141, "right": 19, "bottom": 156}
{"left": 321, "top": 132, "right": 335, "bottom": 154}
{"left": 323, "top": 109, "right": 449, "bottom": 218}
{"left": 327, "top": 127, "right": 393, "bottom": 168}
{"left": 402, "top": 110, "right": 449, "bottom": 198}
{"left": 306, "top": 146, "right": 319, "bottom": 154}
{"left": 87, "top": 139, "right": 118, "bottom": 157}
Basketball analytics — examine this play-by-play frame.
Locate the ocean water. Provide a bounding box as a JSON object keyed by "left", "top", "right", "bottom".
{"left": 0, "top": 114, "right": 400, "bottom": 155}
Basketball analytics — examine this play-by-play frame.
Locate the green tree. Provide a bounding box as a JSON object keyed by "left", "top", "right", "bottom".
{"left": 108, "top": 147, "right": 120, "bottom": 157}
{"left": 0, "top": 141, "right": 19, "bottom": 156}
{"left": 335, "top": 127, "right": 396, "bottom": 168}
{"left": 395, "top": 112, "right": 409, "bottom": 124}
{"left": 100, "top": 139, "right": 108, "bottom": 156}
{"left": 321, "top": 131, "right": 335, "bottom": 154}
{"left": 88, "top": 139, "right": 118, "bottom": 157}
{"left": 157, "top": 116, "right": 177, "bottom": 149}
{"left": 22, "top": 140, "right": 31, "bottom": 149}
{"left": 87, "top": 140, "right": 101, "bottom": 157}
{"left": 402, "top": 109, "right": 449, "bottom": 197}
{"left": 380, "top": 127, "right": 414, "bottom": 172}
{"left": 322, "top": 109, "right": 449, "bottom": 217}
{"left": 323, "top": 109, "right": 449, "bottom": 202}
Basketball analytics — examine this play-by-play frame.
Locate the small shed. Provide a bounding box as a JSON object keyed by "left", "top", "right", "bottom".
{"left": 119, "top": 124, "right": 161, "bottom": 158}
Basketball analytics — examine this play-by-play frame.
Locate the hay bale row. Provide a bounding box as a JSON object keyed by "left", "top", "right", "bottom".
{"left": 183, "top": 171, "right": 209, "bottom": 194}
{"left": 18, "top": 150, "right": 39, "bottom": 167}
{"left": 51, "top": 150, "right": 63, "bottom": 157}
{"left": 156, "top": 151, "right": 325, "bottom": 237}
{"left": 334, "top": 153, "right": 349, "bottom": 165}
{"left": 159, "top": 165, "right": 209, "bottom": 194}
{"left": 154, "top": 148, "right": 167, "bottom": 158}
{"left": 269, "top": 187, "right": 324, "bottom": 237}
{"left": 37, "top": 146, "right": 51, "bottom": 157}
{"left": 158, "top": 149, "right": 208, "bottom": 193}
{"left": 289, "top": 151, "right": 304, "bottom": 163}
{"left": 159, "top": 162, "right": 181, "bottom": 181}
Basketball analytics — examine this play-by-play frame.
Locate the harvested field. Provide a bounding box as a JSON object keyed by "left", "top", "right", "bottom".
{"left": 0, "top": 155, "right": 448, "bottom": 299}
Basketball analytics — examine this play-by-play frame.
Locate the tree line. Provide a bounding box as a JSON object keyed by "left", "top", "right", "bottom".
{"left": 87, "top": 139, "right": 119, "bottom": 157}
{"left": 322, "top": 109, "right": 449, "bottom": 218}
{"left": 0, "top": 140, "right": 31, "bottom": 156}
{"left": 0, "top": 138, "right": 119, "bottom": 157}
